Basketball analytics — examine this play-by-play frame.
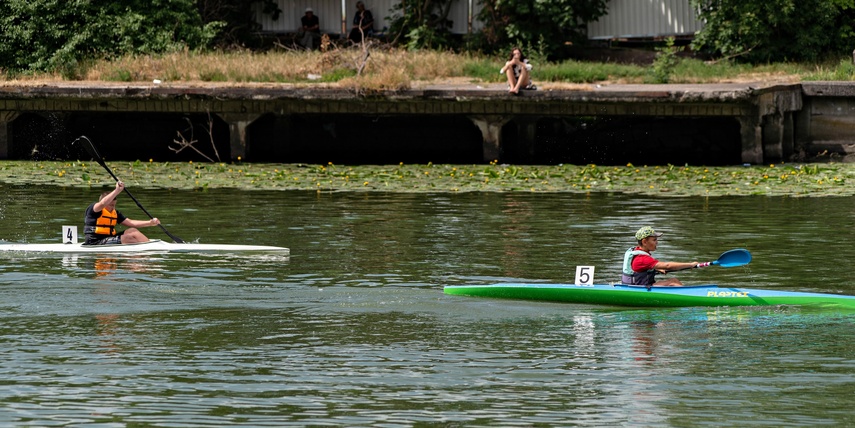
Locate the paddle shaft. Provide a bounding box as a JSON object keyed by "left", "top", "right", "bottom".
{"left": 75, "top": 136, "right": 184, "bottom": 243}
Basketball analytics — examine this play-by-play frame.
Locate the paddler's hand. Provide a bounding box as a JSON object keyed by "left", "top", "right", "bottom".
{"left": 149, "top": 218, "right": 160, "bottom": 226}
{"left": 116, "top": 181, "right": 125, "bottom": 191}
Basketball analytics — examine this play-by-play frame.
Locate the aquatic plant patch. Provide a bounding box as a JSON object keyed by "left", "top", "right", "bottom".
{"left": 2, "top": 161, "right": 852, "bottom": 197}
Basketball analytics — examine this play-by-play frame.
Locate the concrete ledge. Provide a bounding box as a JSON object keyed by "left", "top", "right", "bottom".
{"left": 801, "top": 81, "right": 855, "bottom": 97}
{"left": 0, "top": 81, "right": 766, "bottom": 103}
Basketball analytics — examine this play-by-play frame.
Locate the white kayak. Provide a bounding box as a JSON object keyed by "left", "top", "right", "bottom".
{"left": 0, "top": 239, "right": 289, "bottom": 254}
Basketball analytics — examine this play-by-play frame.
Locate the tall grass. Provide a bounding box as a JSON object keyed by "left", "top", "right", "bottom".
{"left": 539, "top": 61, "right": 647, "bottom": 83}
{"left": 91, "top": 49, "right": 329, "bottom": 83}
{"left": 802, "top": 58, "right": 855, "bottom": 81}
{"left": 666, "top": 59, "right": 809, "bottom": 83}
{"left": 80, "top": 47, "right": 476, "bottom": 88}
{"left": 2, "top": 47, "right": 853, "bottom": 88}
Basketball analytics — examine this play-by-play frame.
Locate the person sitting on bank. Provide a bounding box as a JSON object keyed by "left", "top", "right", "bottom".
{"left": 348, "top": 1, "right": 374, "bottom": 43}
{"left": 83, "top": 181, "right": 160, "bottom": 245}
{"left": 299, "top": 7, "right": 321, "bottom": 50}
{"left": 500, "top": 47, "right": 537, "bottom": 94}
{"left": 621, "top": 226, "right": 699, "bottom": 286}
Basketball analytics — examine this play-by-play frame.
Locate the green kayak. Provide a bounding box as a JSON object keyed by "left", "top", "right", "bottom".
{"left": 443, "top": 283, "right": 855, "bottom": 309}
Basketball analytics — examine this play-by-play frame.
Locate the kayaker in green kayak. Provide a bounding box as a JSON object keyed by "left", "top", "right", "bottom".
{"left": 621, "top": 226, "right": 699, "bottom": 286}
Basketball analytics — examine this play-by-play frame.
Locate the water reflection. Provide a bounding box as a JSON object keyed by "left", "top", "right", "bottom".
{"left": 630, "top": 320, "right": 659, "bottom": 366}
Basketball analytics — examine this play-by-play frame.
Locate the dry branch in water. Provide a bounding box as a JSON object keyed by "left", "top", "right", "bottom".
{"left": 170, "top": 113, "right": 220, "bottom": 162}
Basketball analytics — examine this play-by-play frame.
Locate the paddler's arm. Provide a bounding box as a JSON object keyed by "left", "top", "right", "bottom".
{"left": 121, "top": 218, "right": 160, "bottom": 228}
{"left": 654, "top": 261, "right": 699, "bottom": 273}
{"left": 93, "top": 181, "right": 124, "bottom": 211}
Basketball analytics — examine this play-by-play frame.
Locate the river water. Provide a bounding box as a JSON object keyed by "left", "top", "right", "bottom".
{"left": 1, "top": 184, "right": 854, "bottom": 426}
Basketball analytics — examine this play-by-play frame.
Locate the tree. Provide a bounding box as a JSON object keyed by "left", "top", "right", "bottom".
{"left": 0, "top": 0, "right": 223, "bottom": 75}
{"left": 387, "top": 0, "right": 457, "bottom": 49}
{"left": 691, "top": 0, "right": 855, "bottom": 62}
{"left": 196, "top": 0, "right": 282, "bottom": 46}
{"left": 475, "top": 0, "right": 608, "bottom": 57}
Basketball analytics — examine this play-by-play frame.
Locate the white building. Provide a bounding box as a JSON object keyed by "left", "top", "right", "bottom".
{"left": 587, "top": 0, "right": 703, "bottom": 40}
{"left": 253, "top": 0, "right": 702, "bottom": 40}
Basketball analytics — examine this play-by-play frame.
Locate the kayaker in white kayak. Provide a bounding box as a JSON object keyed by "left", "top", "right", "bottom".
{"left": 621, "top": 226, "right": 698, "bottom": 286}
{"left": 83, "top": 181, "right": 160, "bottom": 245}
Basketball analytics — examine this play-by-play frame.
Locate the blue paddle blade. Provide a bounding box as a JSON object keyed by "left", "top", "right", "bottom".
{"left": 715, "top": 249, "right": 752, "bottom": 267}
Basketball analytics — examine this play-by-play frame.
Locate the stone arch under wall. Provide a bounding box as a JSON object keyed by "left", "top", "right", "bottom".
{"left": 247, "top": 113, "right": 485, "bottom": 164}
{"left": 2, "top": 112, "right": 746, "bottom": 166}
{"left": 7, "top": 112, "right": 231, "bottom": 163}
{"left": 497, "top": 116, "right": 744, "bottom": 165}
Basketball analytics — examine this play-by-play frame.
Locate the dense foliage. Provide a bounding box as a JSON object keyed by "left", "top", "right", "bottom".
{"left": 0, "top": 0, "right": 223, "bottom": 75}
{"left": 387, "top": 0, "right": 457, "bottom": 50}
{"left": 197, "top": 0, "right": 282, "bottom": 46}
{"left": 8, "top": 0, "right": 855, "bottom": 75}
{"left": 691, "top": 0, "right": 855, "bottom": 62}
{"left": 475, "top": 0, "right": 608, "bottom": 57}
{"left": 387, "top": 0, "right": 608, "bottom": 55}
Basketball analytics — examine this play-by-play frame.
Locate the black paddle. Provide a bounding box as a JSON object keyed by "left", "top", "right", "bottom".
{"left": 74, "top": 135, "right": 185, "bottom": 243}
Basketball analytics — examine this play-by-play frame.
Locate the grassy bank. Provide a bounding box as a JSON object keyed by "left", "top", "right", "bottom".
{"left": 3, "top": 160, "right": 854, "bottom": 197}
{"left": 4, "top": 49, "right": 855, "bottom": 88}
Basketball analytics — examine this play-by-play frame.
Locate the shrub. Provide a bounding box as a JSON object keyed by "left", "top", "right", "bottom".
{"left": 0, "top": 0, "right": 223, "bottom": 74}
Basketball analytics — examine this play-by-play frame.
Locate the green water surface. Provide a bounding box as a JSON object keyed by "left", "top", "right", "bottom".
{"left": 1, "top": 185, "right": 854, "bottom": 426}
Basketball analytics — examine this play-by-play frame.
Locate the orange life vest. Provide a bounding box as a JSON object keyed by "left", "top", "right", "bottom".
{"left": 93, "top": 208, "right": 119, "bottom": 236}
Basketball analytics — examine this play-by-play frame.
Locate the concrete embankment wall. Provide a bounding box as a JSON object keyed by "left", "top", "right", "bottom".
{"left": 0, "top": 82, "right": 851, "bottom": 165}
